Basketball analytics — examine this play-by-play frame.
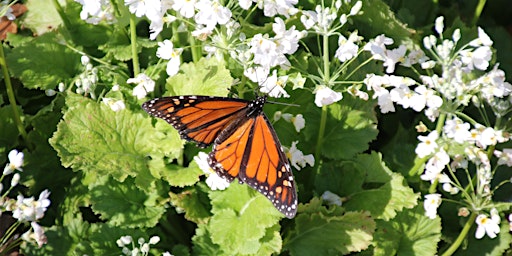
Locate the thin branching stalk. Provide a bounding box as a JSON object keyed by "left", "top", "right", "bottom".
{"left": 0, "top": 44, "right": 31, "bottom": 150}
{"left": 129, "top": 15, "right": 140, "bottom": 76}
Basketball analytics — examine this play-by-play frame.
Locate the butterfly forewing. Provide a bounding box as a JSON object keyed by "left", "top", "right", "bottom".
{"left": 142, "top": 96, "right": 250, "bottom": 148}
{"left": 143, "top": 95, "right": 298, "bottom": 218}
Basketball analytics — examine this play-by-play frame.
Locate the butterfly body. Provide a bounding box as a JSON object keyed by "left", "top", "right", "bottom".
{"left": 142, "top": 95, "right": 297, "bottom": 218}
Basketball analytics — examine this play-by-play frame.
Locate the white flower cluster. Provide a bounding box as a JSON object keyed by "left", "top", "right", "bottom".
{"left": 2, "top": 149, "right": 51, "bottom": 248}
{"left": 363, "top": 17, "right": 512, "bottom": 239}
{"left": 117, "top": 235, "right": 171, "bottom": 256}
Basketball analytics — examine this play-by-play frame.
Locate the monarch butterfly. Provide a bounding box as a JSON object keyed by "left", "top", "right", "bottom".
{"left": 142, "top": 95, "right": 297, "bottom": 218}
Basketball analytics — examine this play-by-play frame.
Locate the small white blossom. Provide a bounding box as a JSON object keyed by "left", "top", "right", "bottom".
{"left": 12, "top": 189, "right": 51, "bottom": 222}
{"left": 314, "top": 86, "right": 342, "bottom": 107}
{"left": 475, "top": 208, "right": 500, "bottom": 239}
{"left": 102, "top": 98, "right": 126, "bottom": 112}
{"left": 423, "top": 193, "right": 441, "bottom": 219}
{"left": 285, "top": 141, "right": 314, "bottom": 170}
{"left": 281, "top": 114, "right": 305, "bottom": 132}
{"left": 194, "top": 152, "right": 230, "bottom": 190}
{"left": 4, "top": 149, "right": 24, "bottom": 175}
{"left": 321, "top": 191, "right": 342, "bottom": 206}
{"left": 21, "top": 222, "right": 47, "bottom": 248}
{"left": 415, "top": 131, "right": 439, "bottom": 158}
{"left": 443, "top": 118, "right": 471, "bottom": 143}
{"left": 128, "top": 73, "right": 155, "bottom": 99}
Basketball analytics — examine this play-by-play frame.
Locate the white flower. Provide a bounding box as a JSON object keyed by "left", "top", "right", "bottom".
{"left": 102, "top": 98, "right": 126, "bottom": 112}
{"left": 194, "top": 152, "right": 230, "bottom": 190}
{"left": 244, "top": 65, "right": 270, "bottom": 84}
{"left": 335, "top": 33, "right": 359, "bottom": 62}
{"left": 128, "top": 73, "right": 155, "bottom": 99}
{"left": 12, "top": 189, "right": 51, "bottom": 222}
{"left": 434, "top": 16, "right": 444, "bottom": 35}
{"left": 172, "top": 0, "right": 196, "bottom": 18}
{"left": 117, "top": 235, "right": 133, "bottom": 247}
{"left": 423, "top": 193, "right": 441, "bottom": 219}
{"left": 156, "top": 40, "right": 183, "bottom": 77}
{"left": 239, "top": 0, "right": 252, "bottom": 9}
{"left": 382, "top": 45, "right": 406, "bottom": 73}
{"left": 11, "top": 173, "right": 20, "bottom": 187}
{"left": 4, "top": 149, "right": 24, "bottom": 175}
{"left": 273, "top": 17, "right": 303, "bottom": 55}
{"left": 75, "top": 0, "right": 115, "bottom": 24}
{"left": 443, "top": 118, "right": 471, "bottom": 143}
{"left": 459, "top": 46, "right": 492, "bottom": 71}
{"left": 469, "top": 27, "right": 493, "bottom": 47}
{"left": 475, "top": 209, "right": 500, "bottom": 239}
{"left": 259, "top": 70, "right": 290, "bottom": 98}
{"left": 421, "top": 149, "right": 450, "bottom": 182}
{"left": 285, "top": 141, "right": 314, "bottom": 170}
{"left": 125, "top": 0, "right": 160, "bottom": 18}
{"left": 314, "top": 86, "right": 342, "bottom": 107}
{"left": 194, "top": 0, "right": 232, "bottom": 29}
{"left": 364, "top": 34, "right": 394, "bottom": 61}
{"left": 321, "top": 191, "right": 342, "bottom": 206}
{"left": 282, "top": 114, "right": 305, "bottom": 132}
{"left": 415, "top": 131, "right": 439, "bottom": 158}
{"left": 496, "top": 148, "right": 512, "bottom": 167}
{"left": 21, "top": 222, "right": 47, "bottom": 248}
{"left": 149, "top": 236, "right": 160, "bottom": 244}
{"left": 300, "top": 5, "right": 337, "bottom": 33}
{"left": 260, "top": 0, "right": 298, "bottom": 17}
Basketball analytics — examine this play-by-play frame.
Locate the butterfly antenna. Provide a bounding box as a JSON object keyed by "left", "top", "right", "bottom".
{"left": 266, "top": 100, "right": 300, "bottom": 107}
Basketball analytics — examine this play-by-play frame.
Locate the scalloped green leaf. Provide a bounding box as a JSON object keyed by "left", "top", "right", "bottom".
{"left": 286, "top": 200, "right": 375, "bottom": 255}
{"left": 165, "top": 57, "right": 233, "bottom": 96}
{"left": 343, "top": 152, "right": 419, "bottom": 221}
{"left": 6, "top": 32, "right": 81, "bottom": 90}
{"left": 207, "top": 182, "right": 282, "bottom": 255}
{"left": 169, "top": 186, "right": 211, "bottom": 224}
{"left": 49, "top": 93, "right": 181, "bottom": 191}
{"left": 373, "top": 204, "right": 441, "bottom": 256}
{"left": 303, "top": 96, "right": 378, "bottom": 160}
{"left": 89, "top": 176, "right": 166, "bottom": 228}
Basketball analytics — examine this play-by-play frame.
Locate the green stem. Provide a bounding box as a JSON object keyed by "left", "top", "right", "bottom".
{"left": 472, "top": 0, "right": 487, "bottom": 26}
{"left": 129, "top": 15, "right": 140, "bottom": 76}
{"left": 315, "top": 105, "right": 328, "bottom": 164}
{"left": 0, "top": 43, "right": 32, "bottom": 150}
{"left": 51, "top": 0, "right": 72, "bottom": 32}
{"left": 189, "top": 34, "right": 201, "bottom": 62}
{"left": 441, "top": 213, "right": 477, "bottom": 256}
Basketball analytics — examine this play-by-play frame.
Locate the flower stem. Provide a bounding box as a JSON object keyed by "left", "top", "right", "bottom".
{"left": 0, "top": 43, "right": 32, "bottom": 150}
{"left": 129, "top": 14, "right": 140, "bottom": 76}
{"left": 441, "top": 213, "right": 477, "bottom": 256}
{"left": 472, "top": 0, "right": 487, "bottom": 26}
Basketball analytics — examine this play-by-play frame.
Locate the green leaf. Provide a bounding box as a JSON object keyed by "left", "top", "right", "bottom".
{"left": 90, "top": 176, "right": 166, "bottom": 228}
{"left": 22, "top": 0, "right": 63, "bottom": 36}
{"left": 169, "top": 186, "right": 212, "bottom": 224}
{"left": 192, "top": 224, "right": 222, "bottom": 256}
{"left": 343, "top": 153, "right": 419, "bottom": 221}
{"left": 0, "top": 105, "right": 21, "bottom": 153}
{"left": 6, "top": 32, "right": 82, "bottom": 90}
{"left": 150, "top": 157, "right": 202, "bottom": 188}
{"left": 49, "top": 93, "right": 181, "bottom": 191}
{"left": 303, "top": 96, "right": 378, "bottom": 160}
{"left": 206, "top": 183, "right": 283, "bottom": 255}
{"left": 165, "top": 57, "right": 233, "bottom": 96}
{"left": 373, "top": 204, "right": 441, "bottom": 256}
{"left": 286, "top": 198, "right": 376, "bottom": 255}
{"left": 353, "top": 0, "right": 416, "bottom": 42}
